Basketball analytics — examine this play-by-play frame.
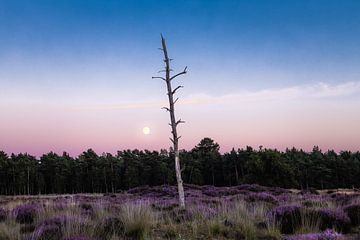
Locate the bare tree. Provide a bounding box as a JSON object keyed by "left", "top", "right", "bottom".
{"left": 152, "top": 35, "right": 186, "bottom": 208}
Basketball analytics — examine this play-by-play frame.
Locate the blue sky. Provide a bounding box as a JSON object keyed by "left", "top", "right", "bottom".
{"left": 1, "top": 0, "right": 360, "bottom": 155}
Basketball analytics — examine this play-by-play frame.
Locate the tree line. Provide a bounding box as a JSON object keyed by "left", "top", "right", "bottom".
{"left": 0, "top": 137, "right": 359, "bottom": 195}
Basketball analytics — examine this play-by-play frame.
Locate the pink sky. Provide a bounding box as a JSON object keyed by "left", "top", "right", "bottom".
{"left": 1, "top": 81, "right": 359, "bottom": 156}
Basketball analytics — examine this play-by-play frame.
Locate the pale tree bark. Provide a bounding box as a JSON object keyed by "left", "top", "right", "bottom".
{"left": 153, "top": 35, "right": 186, "bottom": 208}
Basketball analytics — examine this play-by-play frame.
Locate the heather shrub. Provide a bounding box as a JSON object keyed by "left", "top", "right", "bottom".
{"left": 0, "top": 208, "right": 6, "bottom": 222}
{"left": 302, "top": 200, "right": 330, "bottom": 208}
{"left": 13, "top": 204, "right": 39, "bottom": 224}
{"left": 312, "top": 209, "right": 351, "bottom": 233}
{"left": 151, "top": 202, "right": 178, "bottom": 211}
{"left": 343, "top": 204, "right": 360, "bottom": 226}
{"left": 246, "top": 192, "right": 278, "bottom": 204}
{"left": 268, "top": 187, "right": 292, "bottom": 196}
{"left": 120, "top": 202, "right": 157, "bottom": 240}
{"left": 237, "top": 184, "right": 267, "bottom": 193}
{"left": 64, "top": 237, "right": 92, "bottom": 240}
{"left": 32, "top": 216, "right": 67, "bottom": 240}
{"left": 202, "top": 186, "right": 240, "bottom": 197}
{"left": 79, "top": 203, "right": 94, "bottom": 217}
{"left": 286, "top": 229, "right": 343, "bottom": 240}
{"left": 20, "top": 224, "right": 36, "bottom": 234}
{"left": 267, "top": 205, "right": 301, "bottom": 234}
{"left": 33, "top": 214, "right": 88, "bottom": 240}
{"left": 34, "top": 224, "right": 63, "bottom": 240}
{"left": 331, "top": 193, "right": 359, "bottom": 206}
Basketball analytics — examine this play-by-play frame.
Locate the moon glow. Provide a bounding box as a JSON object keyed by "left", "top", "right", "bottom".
{"left": 143, "top": 127, "right": 150, "bottom": 135}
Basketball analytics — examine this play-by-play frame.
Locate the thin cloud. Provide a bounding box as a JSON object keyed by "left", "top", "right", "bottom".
{"left": 75, "top": 81, "right": 360, "bottom": 111}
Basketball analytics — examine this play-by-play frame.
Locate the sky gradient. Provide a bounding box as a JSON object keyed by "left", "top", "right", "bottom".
{"left": 1, "top": 0, "right": 360, "bottom": 156}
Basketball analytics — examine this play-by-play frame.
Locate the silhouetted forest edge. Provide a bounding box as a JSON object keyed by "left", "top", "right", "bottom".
{"left": 1, "top": 138, "right": 359, "bottom": 195}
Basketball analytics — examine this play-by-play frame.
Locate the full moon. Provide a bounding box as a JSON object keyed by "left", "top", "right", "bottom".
{"left": 143, "top": 127, "right": 150, "bottom": 135}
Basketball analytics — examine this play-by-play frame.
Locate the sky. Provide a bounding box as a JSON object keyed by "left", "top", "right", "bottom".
{"left": 0, "top": 0, "right": 360, "bottom": 156}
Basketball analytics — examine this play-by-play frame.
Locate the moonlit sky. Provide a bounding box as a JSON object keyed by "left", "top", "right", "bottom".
{"left": 1, "top": 0, "right": 360, "bottom": 156}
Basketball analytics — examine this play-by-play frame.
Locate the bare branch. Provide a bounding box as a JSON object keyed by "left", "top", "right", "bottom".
{"left": 173, "top": 97, "right": 179, "bottom": 104}
{"left": 152, "top": 76, "right": 166, "bottom": 81}
{"left": 177, "top": 136, "right": 182, "bottom": 140}
{"left": 169, "top": 138, "right": 174, "bottom": 144}
{"left": 176, "top": 119, "right": 185, "bottom": 126}
{"left": 170, "top": 66, "right": 188, "bottom": 81}
{"left": 162, "top": 107, "right": 170, "bottom": 112}
{"left": 172, "top": 85, "right": 184, "bottom": 95}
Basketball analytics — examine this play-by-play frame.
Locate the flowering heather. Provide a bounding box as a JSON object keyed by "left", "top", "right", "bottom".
{"left": 313, "top": 209, "right": 351, "bottom": 233}
{"left": 202, "top": 186, "right": 242, "bottom": 197}
{"left": 286, "top": 229, "right": 343, "bottom": 240}
{"left": 151, "top": 199, "right": 178, "bottom": 211}
{"left": 268, "top": 187, "right": 292, "bottom": 196}
{"left": 343, "top": 204, "right": 360, "bottom": 226}
{"left": 31, "top": 215, "right": 68, "bottom": 240}
{"left": 237, "top": 184, "right": 267, "bottom": 192}
{"left": 79, "top": 203, "right": 95, "bottom": 217}
{"left": 0, "top": 185, "right": 359, "bottom": 239}
{"left": 330, "top": 193, "right": 360, "bottom": 206}
{"left": 32, "top": 224, "right": 62, "bottom": 240}
{"left": 267, "top": 205, "right": 302, "bottom": 234}
{"left": 0, "top": 208, "right": 6, "bottom": 222}
{"left": 127, "top": 185, "right": 177, "bottom": 198}
{"left": 13, "top": 204, "right": 39, "bottom": 224}
{"left": 32, "top": 214, "right": 87, "bottom": 240}
{"left": 246, "top": 192, "right": 278, "bottom": 204}
{"left": 64, "top": 237, "right": 92, "bottom": 240}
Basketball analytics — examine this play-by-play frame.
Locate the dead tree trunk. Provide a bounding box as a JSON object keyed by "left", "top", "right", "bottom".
{"left": 153, "top": 35, "right": 187, "bottom": 208}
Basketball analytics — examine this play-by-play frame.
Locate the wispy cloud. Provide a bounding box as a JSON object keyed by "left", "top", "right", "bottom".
{"left": 75, "top": 81, "right": 360, "bottom": 111}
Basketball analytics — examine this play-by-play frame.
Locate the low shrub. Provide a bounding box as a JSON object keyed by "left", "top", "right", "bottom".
{"left": 302, "top": 200, "right": 329, "bottom": 208}
{"left": 32, "top": 216, "right": 66, "bottom": 240}
{"left": 13, "top": 204, "right": 39, "bottom": 224}
{"left": 237, "top": 184, "right": 266, "bottom": 193}
{"left": 34, "top": 224, "right": 62, "bottom": 240}
{"left": 312, "top": 209, "right": 351, "bottom": 233}
{"left": 20, "top": 224, "right": 36, "bottom": 234}
{"left": 286, "top": 229, "right": 343, "bottom": 240}
{"left": 267, "top": 205, "right": 301, "bottom": 234}
{"left": 246, "top": 192, "right": 278, "bottom": 204}
{"left": 79, "top": 203, "right": 94, "bottom": 217}
{"left": 0, "top": 208, "right": 6, "bottom": 222}
{"left": 343, "top": 204, "right": 360, "bottom": 226}
{"left": 64, "top": 237, "right": 92, "bottom": 240}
